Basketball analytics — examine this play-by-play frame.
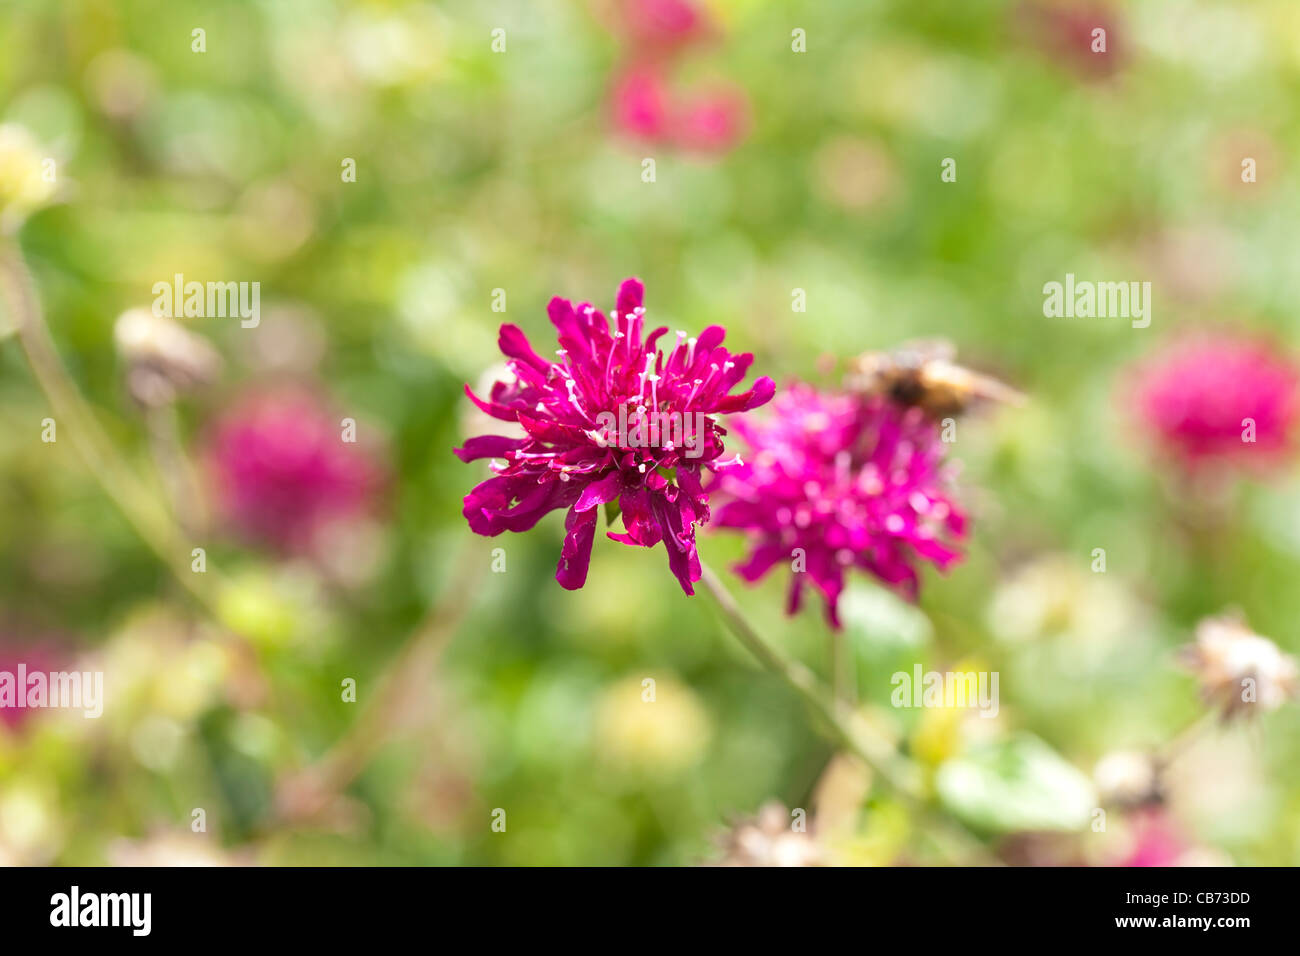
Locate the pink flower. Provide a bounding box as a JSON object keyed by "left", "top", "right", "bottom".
{"left": 673, "top": 86, "right": 750, "bottom": 154}
{"left": 712, "top": 386, "right": 966, "bottom": 628}
{"left": 610, "top": 70, "right": 749, "bottom": 154}
{"left": 610, "top": 68, "right": 674, "bottom": 142}
{"left": 1119, "top": 809, "right": 1186, "bottom": 867}
{"left": 1132, "top": 335, "right": 1300, "bottom": 468}
{"left": 456, "top": 277, "right": 775, "bottom": 594}
{"left": 604, "top": 1, "right": 748, "bottom": 155}
{"left": 0, "top": 642, "right": 61, "bottom": 733}
{"left": 204, "top": 388, "right": 385, "bottom": 554}
{"left": 619, "top": 0, "right": 710, "bottom": 53}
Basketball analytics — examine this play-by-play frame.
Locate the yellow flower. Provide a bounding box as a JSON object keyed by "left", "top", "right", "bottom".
{"left": 0, "top": 124, "right": 57, "bottom": 231}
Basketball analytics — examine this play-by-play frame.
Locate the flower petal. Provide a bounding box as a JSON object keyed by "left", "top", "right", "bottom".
{"left": 556, "top": 506, "right": 598, "bottom": 589}
{"left": 714, "top": 375, "right": 776, "bottom": 413}
{"left": 498, "top": 324, "right": 552, "bottom": 374}
{"left": 453, "top": 435, "right": 525, "bottom": 463}
{"left": 616, "top": 277, "right": 644, "bottom": 317}
{"left": 651, "top": 492, "right": 701, "bottom": 595}
{"left": 463, "top": 383, "right": 520, "bottom": 423}
{"left": 575, "top": 470, "right": 624, "bottom": 512}
{"left": 607, "top": 487, "right": 662, "bottom": 547}
{"left": 734, "top": 541, "right": 787, "bottom": 582}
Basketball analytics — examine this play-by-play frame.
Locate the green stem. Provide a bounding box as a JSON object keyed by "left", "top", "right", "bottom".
{"left": 0, "top": 237, "right": 226, "bottom": 620}
{"left": 1158, "top": 708, "right": 1218, "bottom": 768}
{"left": 697, "top": 562, "right": 997, "bottom": 864}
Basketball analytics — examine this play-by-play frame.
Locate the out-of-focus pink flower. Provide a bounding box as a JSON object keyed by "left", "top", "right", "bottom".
{"left": 619, "top": 0, "right": 710, "bottom": 53}
{"left": 204, "top": 388, "right": 385, "bottom": 554}
{"left": 604, "top": 0, "right": 748, "bottom": 155}
{"left": 1019, "top": 1, "right": 1125, "bottom": 80}
{"left": 1132, "top": 336, "right": 1300, "bottom": 468}
{"left": 673, "top": 86, "right": 750, "bottom": 154}
{"left": 1119, "top": 809, "right": 1186, "bottom": 867}
{"left": 456, "top": 277, "right": 774, "bottom": 594}
{"left": 712, "top": 386, "right": 966, "bottom": 628}
{"left": 610, "top": 67, "right": 674, "bottom": 141}
{"left": 610, "top": 70, "right": 749, "bottom": 154}
{"left": 0, "top": 643, "right": 60, "bottom": 733}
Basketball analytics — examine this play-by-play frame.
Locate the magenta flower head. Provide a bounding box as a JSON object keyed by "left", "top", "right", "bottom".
{"left": 1131, "top": 335, "right": 1300, "bottom": 469}
{"left": 456, "top": 278, "right": 775, "bottom": 594}
{"left": 711, "top": 385, "right": 967, "bottom": 628}
{"left": 204, "top": 387, "right": 385, "bottom": 554}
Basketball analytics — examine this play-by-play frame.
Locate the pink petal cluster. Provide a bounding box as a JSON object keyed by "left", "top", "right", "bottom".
{"left": 712, "top": 386, "right": 966, "bottom": 628}
{"left": 204, "top": 388, "right": 385, "bottom": 554}
{"left": 620, "top": 0, "right": 710, "bottom": 53}
{"left": 1132, "top": 336, "right": 1300, "bottom": 467}
{"left": 611, "top": 69, "right": 749, "bottom": 155}
{"left": 0, "top": 642, "right": 61, "bottom": 733}
{"left": 610, "top": 69, "right": 674, "bottom": 142}
{"left": 456, "top": 278, "right": 774, "bottom": 594}
{"left": 673, "top": 86, "right": 751, "bottom": 154}
{"left": 607, "top": 0, "right": 749, "bottom": 154}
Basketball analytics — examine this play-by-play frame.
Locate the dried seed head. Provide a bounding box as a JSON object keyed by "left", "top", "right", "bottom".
{"left": 709, "top": 801, "right": 825, "bottom": 867}
{"left": 114, "top": 307, "right": 222, "bottom": 407}
{"left": 1181, "top": 613, "right": 1299, "bottom": 719}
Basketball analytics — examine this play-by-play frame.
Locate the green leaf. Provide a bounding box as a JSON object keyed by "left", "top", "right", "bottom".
{"left": 604, "top": 499, "right": 621, "bottom": 526}
{"left": 935, "top": 733, "right": 1096, "bottom": 833}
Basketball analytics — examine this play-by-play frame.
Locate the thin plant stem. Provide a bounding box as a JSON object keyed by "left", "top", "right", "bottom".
{"left": 0, "top": 236, "right": 227, "bottom": 620}
{"left": 697, "top": 562, "right": 998, "bottom": 864}
{"left": 699, "top": 563, "right": 917, "bottom": 793}
{"left": 144, "top": 402, "right": 209, "bottom": 539}
{"left": 1158, "top": 708, "right": 1218, "bottom": 768}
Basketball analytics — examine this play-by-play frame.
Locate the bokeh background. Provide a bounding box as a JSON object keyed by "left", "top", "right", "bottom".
{"left": 1, "top": 0, "right": 1299, "bottom": 865}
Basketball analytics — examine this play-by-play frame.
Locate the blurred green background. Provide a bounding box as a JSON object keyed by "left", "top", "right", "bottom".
{"left": 1, "top": 0, "right": 1299, "bottom": 865}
